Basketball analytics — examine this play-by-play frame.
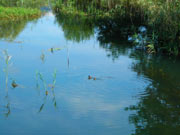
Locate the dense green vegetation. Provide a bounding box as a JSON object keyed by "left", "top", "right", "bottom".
{"left": 0, "top": 6, "right": 41, "bottom": 20}
{"left": 0, "top": 0, "right": 49, "bottom": 8}
{"left": 0, "top": 0, "right": 46, "bottom": 20}
{"left": 0, "top": 0, "right": 45, "bottom": 40}
{"left": 54, "top": 0, "right": 180, "bottom": 56}
{"left": 1, "top": 0, "right": 180, "bottom": 55}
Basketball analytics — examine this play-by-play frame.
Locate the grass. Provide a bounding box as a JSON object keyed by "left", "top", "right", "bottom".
{"left": 0, "top": 6, "right": 41, "bottom": 20}
{"left": 53, "top": 2, "right": 113, "bottom": 19}
{"left": 53, "top": 0, "right": 180, "bottom": 56}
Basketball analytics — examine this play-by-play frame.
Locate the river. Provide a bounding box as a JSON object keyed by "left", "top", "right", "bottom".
{"left": 0, "top": 9, "right": 180, "bottom": 135}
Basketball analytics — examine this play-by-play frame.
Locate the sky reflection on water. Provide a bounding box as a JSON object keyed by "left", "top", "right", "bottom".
{"left": 0, "top": 12, "right": 179, "bottom": 135}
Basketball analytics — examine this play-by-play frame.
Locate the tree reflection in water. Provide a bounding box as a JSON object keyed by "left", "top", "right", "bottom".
{"left": 126, "top": 51, "right": 180, "bottom": 135}
{"left": 94, "top": 17, "right": 180, "bottom": 135}
{"left": 0, "top": 19, "right": 38, "bottom": 42}
{"left": 55, "top": 13, "right": 180, "bottom": 134}
{"left": 55, "top": 13, "right": 95, "bottom": 42}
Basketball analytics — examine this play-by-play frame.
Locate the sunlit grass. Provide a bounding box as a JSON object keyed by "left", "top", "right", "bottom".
{"left": 0, "top": 6, "right": 41, "bottom": 20}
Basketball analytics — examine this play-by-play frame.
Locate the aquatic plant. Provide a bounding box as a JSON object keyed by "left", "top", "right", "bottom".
{"left": 128, "top": 26, "right": 156, "bottom": 53}
{"left": 2, "top": 50, "right": 12, "bottom": 89}
{"left": 51, "top": 69, "right": 57, "bottom": 108}
{"left": 40, "top": 52, "right": 45, "bottom": 63}
{"left": 48, "top": 47, "right": 61, "bottom": 53}
{"left": 37, "top": 72, "right": 47, "bottom": 91}
{"left": 1, "top": 50, "right": 13, "bottom": 118}
{"left": 36, "top": 69, "right": 58, "bottom": 112}
{"left": 36, "top": 71, "right": 48, "bottom": 112}
{"left": 4, "top": 102, "right": 11, "bottom": 118}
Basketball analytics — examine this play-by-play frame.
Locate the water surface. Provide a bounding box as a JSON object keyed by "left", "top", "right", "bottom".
{"left": 0, "top": 10, "right": 180, "bottom": 135}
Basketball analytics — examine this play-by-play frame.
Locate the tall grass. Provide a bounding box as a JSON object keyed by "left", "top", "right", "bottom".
{"left": 0, "top": 6, "right": 41, "bottom": 20}
{"left": 0, "top": 0, "right": 49, "bottom": 8}
{"left": 54, "top": 0, "right": 180, "bottom": 55}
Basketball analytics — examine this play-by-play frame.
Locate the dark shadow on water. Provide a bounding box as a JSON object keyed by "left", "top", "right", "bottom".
{"left": 126, "top": 52, "right": 180, "bottom": 135}
{"left": 54, "top": 12, "right": 144, "bottom": 60}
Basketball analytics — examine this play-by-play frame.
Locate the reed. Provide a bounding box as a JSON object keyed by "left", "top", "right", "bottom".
{"left": 0, "top": 6, "right": 41, "bottom": 20}
{"left": 54, "top": 0, "right": 180, "bottom": 55}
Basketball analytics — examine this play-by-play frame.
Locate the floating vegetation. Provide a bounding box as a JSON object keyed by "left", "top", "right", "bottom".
{"left": 35, "top": 71, "right": 40, "bottom": 92}
{"left": 36, "top": 69, "right": 58, "bottom": 112}
{"left": 4, "top": 102, "right": 11, "bottom": 118}
{"left": 39, "top": 103, "right": 45, "bottom": 113}
{"left": 38, "top": 72, "right": 47, "bottom": 91}
{"left": 48, "top": 47, "right": 61, "bottom": 53}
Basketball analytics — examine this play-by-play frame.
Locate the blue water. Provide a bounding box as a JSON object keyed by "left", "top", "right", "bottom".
{"left": 0, "top": 12, "right": 180, "bottom": 135}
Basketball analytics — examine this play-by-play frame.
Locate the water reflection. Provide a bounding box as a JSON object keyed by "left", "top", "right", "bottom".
{"left": 55, "top": 13, "right": 95, "bottom": 42}
{"left": 54, "top": 13, "right": 180, "bottom": 134}
{"left": 54, "top": 13, "right": 139, "bottom": 60}
{"left": 0, "top": 19, "right": 39, "bottom": 41}
{"left": 0, "top": 7, "right": 180, "bottom": 134}
{"left": 2, "top": 50, "right": 13, "bottom": 118}
{"left": 0, "top": 0, "right": 51, "bottom": 42}
{"left": 126, "top": 52, "right": 180, "bottom": 135}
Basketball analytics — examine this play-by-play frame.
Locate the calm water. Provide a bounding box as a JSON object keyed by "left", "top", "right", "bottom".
{"left": 0, "top": 11, "right": 180, "bottom": 135}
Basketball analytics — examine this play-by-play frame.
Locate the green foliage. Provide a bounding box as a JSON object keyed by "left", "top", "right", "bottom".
{"left": 0, "top": 6, "right": 41, "bottom": 20}
{"left": 54, "top": 0, "right": 180, "bottom": 56}
{"left": 0, "top": 0, "right": 49, "bottom": 8}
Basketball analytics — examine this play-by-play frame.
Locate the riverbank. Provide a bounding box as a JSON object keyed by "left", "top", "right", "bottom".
{"left": 53, "top": 0, "right": 180, "bottom": 56}
{"left": 0, "top": 6, "right": 41, "bottom": 20}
